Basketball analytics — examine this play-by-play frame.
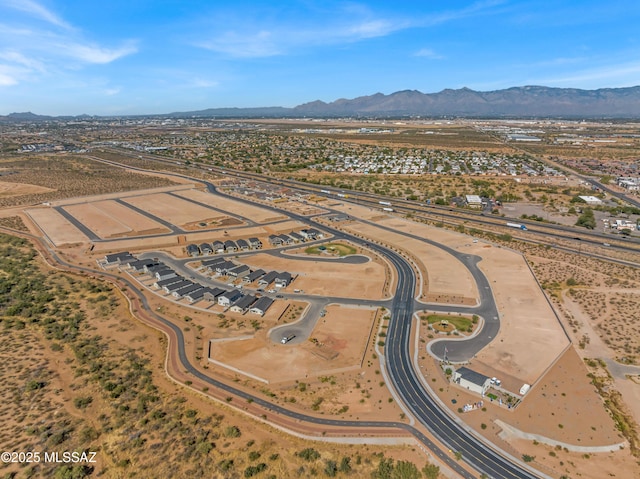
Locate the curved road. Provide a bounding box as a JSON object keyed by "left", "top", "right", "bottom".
{"left": 81, "top": 154, "right": 544, "bottom": 478}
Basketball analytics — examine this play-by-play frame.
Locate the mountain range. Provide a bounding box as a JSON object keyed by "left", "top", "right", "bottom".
{"left": 3, "top": 85, "right": 640, "bottom": 120}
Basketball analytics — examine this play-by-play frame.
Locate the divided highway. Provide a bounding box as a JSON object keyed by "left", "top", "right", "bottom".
{"left": 90, "top": 151, "right": 546, "bottom": 478}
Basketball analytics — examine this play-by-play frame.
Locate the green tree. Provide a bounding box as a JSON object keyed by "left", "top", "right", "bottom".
{"left": 575, "top": 208, "right": 596, "bottom": 229}
{"left": 422, "top": 463, "right": 440, "bottom": 479}
{"left": 391, "top": 460, "right": 420, "bottom": 479}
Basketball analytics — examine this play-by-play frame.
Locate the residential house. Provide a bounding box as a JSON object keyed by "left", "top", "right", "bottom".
{"left": 154, "top": 268, "right": 177, "bottom": 281}
{"left": 275, "top": 272, "right": 293, "bottom": 288}
{"left": 129, "top": 259, "right": 157, "bottom": 273}
{"left": 153, "top": 276, "right": 183, "bottom": 289}
{"left": 268, "top": 234, "right": 282, "bottom": 246}
{"left": 249, "top": 237, "right": 262, "bottom": 249}
{"left": 258, "top": 271, "right": 278, "bottom": 287}
{"left": 236, "top": 238, "right": 249, "bottom": 250}
{"left": 227, "top": 264, "right": 250, "bottom": 279}
{"left": 229, "top": 294, "right": 257, "bottom": 313}
{"left": 199, "top": 243, "right": 213, "bottom": 255}
{"left": 245, "top": 268, "right": 265, "bottom": 283}
{"left": 218, "top": 290, "right": 243, "bottom": 307}
{"left": 185, "top": 244, "right": 200, "bottom": 257}
{"left": 249, "top": 296, "right": 274, "bottom": 316}
{"left": 214, "top": 260, "right": 236, "bottom": 275}
{"left": 203, "top": 287, "right": 226, "bottom": 302}
{"left": 224, "top": 240, "right": 237, "bottom": 252}
{"left": 104, "top": 251, "right": 134, "bottom": 265}
{"left": 453, "top": 367, "right": 491, "bottom": 395}
{"left": 163, "top": 280, "right": 191, "bottom": 294}
{"left": 172, "top": 283, "right": 203, "bottom": 299}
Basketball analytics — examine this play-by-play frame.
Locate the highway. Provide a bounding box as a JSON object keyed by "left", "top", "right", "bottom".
{"left": 78, "top": 150, "right": 552, "bottom": 477}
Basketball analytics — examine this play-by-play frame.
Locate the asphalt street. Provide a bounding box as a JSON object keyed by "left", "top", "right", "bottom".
{"left": 80, "top": 154, "right": 545, "bottom": 479}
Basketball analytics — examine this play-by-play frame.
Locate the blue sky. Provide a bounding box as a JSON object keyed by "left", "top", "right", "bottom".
{"left": 1, "top": 0, "right": 639, "bottom": 115}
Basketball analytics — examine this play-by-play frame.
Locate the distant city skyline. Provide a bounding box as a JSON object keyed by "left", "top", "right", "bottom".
{"left": 1, "top": 0, "right": 640, "bottom": 116}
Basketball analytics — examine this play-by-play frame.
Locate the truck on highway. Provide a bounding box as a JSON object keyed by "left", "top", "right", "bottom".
{"left": 382, "top": 207, "right": 394, "bottom": 212}
{"left": 320, "top": 189, "right": 331, "bottom": 194}
{"left": 379, "top": 201, "right": 392, "bottom": 206}
{"left": 506, "top": 222, "right": 528, "bottom": 231}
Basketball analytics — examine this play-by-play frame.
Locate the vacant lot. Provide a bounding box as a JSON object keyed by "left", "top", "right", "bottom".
{"left": 209, "top": 305, "right": 376, "bottom": 383}
{"left": 0, "top": 155, "right": 178, "bottom": 207}
{"left": 241, "top": 252, "right": 388, "bottom": 300}
{"left": 175, "top": 188, "right": 286, "bottom": 223}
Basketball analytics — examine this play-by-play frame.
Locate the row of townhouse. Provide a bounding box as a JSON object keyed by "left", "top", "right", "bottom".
{"left": 103, "top": 252, "right": 276, "bottom": 315}
{"left": 200, "top": 257, "right": 294, "bottom": 288}
{"left": 186, "top": 237, "right": 262, "bottom": 257}
{"left": 268, "top": 228, "right": 322, "bottom": 246}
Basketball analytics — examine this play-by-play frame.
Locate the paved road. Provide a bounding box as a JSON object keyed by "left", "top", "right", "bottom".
{"left": 84, "top": 153, "right": 545, "bottom": 478}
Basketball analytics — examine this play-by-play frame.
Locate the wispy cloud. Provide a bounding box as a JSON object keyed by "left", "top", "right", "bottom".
{"left": 414, "top": 48, "right": 444, "bottom": 59}
{"left": 2, "top": 0, "right": 72, "bottom": 30}
{"left": 61, "top": 42, "right": 138, "bottom": 64}
{"left": 0, "top": 0, "right": 137, "bottom": 86}
{"left": 538, "top": 61, "right": 640, "bottom": 87}
{"left": 196, "top": 1, "right": 504, "bottom": 58}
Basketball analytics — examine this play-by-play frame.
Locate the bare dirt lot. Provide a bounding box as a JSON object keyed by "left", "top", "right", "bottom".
{"left": 239, "top": 252, "right": 388, "bottom": 300}
{"left": 341, "top": 216, "right": 479, "bottom": 303}
{"left": 419, "top": 343, "right": 637, "bottom": 479}
{"left": 63, "top": 201, "right": 170, "bottom": 238}
{"left": 0, "top": 180, "right": 54, "bottom": 197}
{"left": 175, "top": 188, "right": 287, "bottom": 223}
{"left": 25, "top": 206, "right": 89, "bottom": 245}
{"left": 123, "top": 192, "right": 228, "bottom": 227}
{"left": 469, "top": 243, "right": 570, "bottom": 386}
{"left": 209, "top": 305, "right": 376, "bottom": 383}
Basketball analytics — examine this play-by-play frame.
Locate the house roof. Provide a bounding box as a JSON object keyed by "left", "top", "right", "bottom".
{"left": 456, "top": 367, "right": 490, "bottom": 387}
{"left": 232, "top": 294, "right": 257, "bottom": 310}
{"left": 259, "top": 271, "right": 278, "bottom": 284}
{"left": 251, "top": 296, "right": 274, "bottom": 312}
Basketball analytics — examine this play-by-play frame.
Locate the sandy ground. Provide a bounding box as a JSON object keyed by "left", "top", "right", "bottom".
{"left": 419, "top": 343, "right": 638, "bottom": 479}
{"left": 239, "top": 252, "right": 388, "bottom": 300}
{"left": 85, "top": 219, "right": 311, "bottom": 255}
{"left": 209, "top": 305, "right": 376, "bottom": 383}
{"left": 341, "top": 218, "right": 478, "bottom": 303}
{"left": 561, "top": 290, "right": 640, "bottom": 427}
{"left": 63, "top": 201, "right": 169, "bottom": 238}
{"left": 24, "top": 206, "right": 89, "bottom": 246}
{"left": 0, "top": 180, "right": 54, "bottom": 197}
{"left": 175, "top": 188, "right": 287, "bottom": 223}
{"left": 123, "top": 192, "right": 226, "bottom": 227}
{"left": 470, "top": 244, "right": 570, "bottom": 386}
{"left": 327, "top": 201, "right": 568, "bottom": 388}
{"left": 48, "top": 182, "right": 194, "bottom": 206}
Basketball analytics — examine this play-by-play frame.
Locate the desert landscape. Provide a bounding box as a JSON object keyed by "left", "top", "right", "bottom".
{"left": 0, "top": 118, "right": 639, "bottom": 479}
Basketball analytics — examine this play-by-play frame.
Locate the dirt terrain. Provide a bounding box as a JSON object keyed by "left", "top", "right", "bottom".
{"left": 0, "top": 180, "right": 54, "bottom": 197}
{"left": 240, "top": 252, "right": 388, "bottom": 300}
{"left": 4, "top": 150, "right": 638, "bottom": 478}
{"left": 209, "top": 305, "right": 377, "bottom": 383}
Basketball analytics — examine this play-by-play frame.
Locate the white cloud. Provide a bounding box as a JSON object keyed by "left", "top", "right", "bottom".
{"left": 414, "top": 48, "right": 444, "bottom": 59}
{"left": 196, "top": 1, "right": 504, "bottom": 59}
{"left": 104, "top": 88, "right": 120, "bottom": 96}
{"left": 2, "top": 0, "right": 72, "bottom": 30}
{"left": 0, "top": 70, "right": 18, "bottom": 86}
{"left": 0, "top": 1, "right": 137, "bottom": 87}
{"left": 191, "top": 78, "right": 219, "bottom": 88}
{"left": 61, "top": 42, "right": 138, "bottom": 64}
{"left": 199, "top": 31, "right": 280, "bottom": 58}
{"left": 539, "top": 62, "right": 640, "bottom": 87}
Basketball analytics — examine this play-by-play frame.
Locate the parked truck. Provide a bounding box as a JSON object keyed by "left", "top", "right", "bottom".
{"left": 506, "top": 222, "right": 528, "bottom": 231}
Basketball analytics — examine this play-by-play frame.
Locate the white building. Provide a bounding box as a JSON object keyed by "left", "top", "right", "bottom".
{"left": 453, "top": 367, "right": 491, "bottom": 395}
{"left": 578, "top": 195, "right": 603, "bottom": 205}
